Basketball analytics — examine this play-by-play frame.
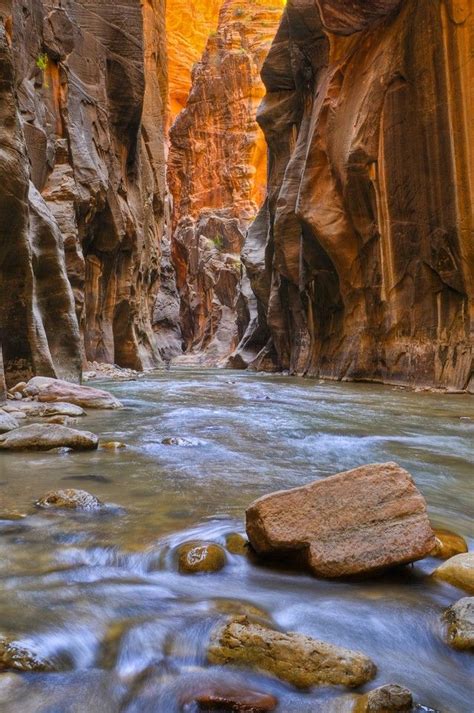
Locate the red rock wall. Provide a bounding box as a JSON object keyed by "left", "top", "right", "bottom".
{"left": 235, "top": 0, "right": 473, "bottom": 389}
{"left": 168, "top": 0, "right": 283, "bottom": 364}
{"left": 0, "top": 0, "right": 178, "bottom": 386}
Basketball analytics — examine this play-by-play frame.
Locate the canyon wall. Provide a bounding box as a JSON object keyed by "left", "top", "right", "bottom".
{"left": 168, "top": 0, "right": 284, "bottom": 365}
{"left": 235, "top": 0, "right": 473, "bottom": 389}
{"left": 0, "top": 0, "right": 177, "bottom": 387}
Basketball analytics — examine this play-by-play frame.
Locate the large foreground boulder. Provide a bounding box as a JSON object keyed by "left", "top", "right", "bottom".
{"left": 25, "top": 377, "right": 122, "bottom": 409}
{"left": 208, "top": 616, "right": 376, "bottom": 689}
{"left": 433, "top": 553, "right": 474, "bottom": 594}
{"left": 246, "top": 463, "right": 435, "bottom": 578}
{"left": 0, "top": 424, "right": 98, "bottom": 451}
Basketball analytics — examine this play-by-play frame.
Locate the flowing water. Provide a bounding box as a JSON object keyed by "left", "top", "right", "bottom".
{"left": 0, "top": 369, "right": 473, "bottom": 712}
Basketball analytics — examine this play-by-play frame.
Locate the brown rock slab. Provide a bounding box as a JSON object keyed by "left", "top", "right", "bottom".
{"left": 26, "top": 377, "right": 122, "bottom": 410}
{"left": 0, "top": 638, "right": 54, "bottom": 672}
{"left": 36, "top": 489, "right": 104, "bottom": 511}
{"left": 194, "top": 688, "right": 277, "bottom": 712}
{"left": 178, "top": 542, "right": 227, "bottom": 574}
{"left": 433, "top": 553, "right": 474, "bottom": 594}
{"left": 246, "top": 463, "right": 435, "bottom": 578}
{"left": 444, "top": 597, "right": 474, "bottom": 651}
{"left": 0, "top": 424, "right": 98, "bottom": 451}
{"left": 430, "top": 529, "right": 468, "bottom": 559}
{"left": 208, "top": 616, "right": 376, "bottom": 689}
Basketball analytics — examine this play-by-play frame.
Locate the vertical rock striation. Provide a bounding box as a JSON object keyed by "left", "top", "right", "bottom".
{"left": 168, "top": 0, "right": 284, "bottom": 365}
{"left": 0, "top": 0, "right": 175, "bottom": 386}
{"left": 236, "top": 0, "right": 473, "bottom": 389}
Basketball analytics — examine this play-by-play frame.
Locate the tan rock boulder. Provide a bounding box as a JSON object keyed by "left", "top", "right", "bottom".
{"left": 444, "top": 597, "right": 474, "bottom": 650}
{"left": 208, "top": 616, "right": 376, "bottom": 689}
{"left": 433, "top": 553, "right": 474, "bottom": 594}
{"left": 246, "top": 463, "right": 435, "bottom": 578}
{"left": 3, "top": 401, "right": 85, "bottom": 418}
{"left": 362, "top": 684, "right": 413, "bottom": 712}
{"left": 25, "top": 377, "right": 122, "bottom": 409}
{"left": 0, "top": 424, "right": 98, "bottom": 451}
{"left": 36, "top": 489, "right": 104, "bottom": 511}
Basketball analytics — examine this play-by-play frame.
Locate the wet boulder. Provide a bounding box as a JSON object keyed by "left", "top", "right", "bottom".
{"left": 208, "top": 616, "right": 376, "bottom": 689}
{"left": 0, "top": 637, "right": 54, "bottom": 672}
{"left": 226, "top": 533, "right": 249, "bottom": 556}
{"left": 36, "top": 489, "right": 104, "bottom": 511}
{"left": 0, "top": 424, "right": 98, "bottom": 451}
{"left": 246, "top": 462, "right": 435, "bottom": 578}
{"left": 444, "top": 597, "right": 474, "bottom": 650}
{"left": 25, "top": 376, "right": 122, "bottom": 409}
{"left": 364, "top": 684, "right": 413, "bottom": 712}
{"left": 162, "top": 436, "right": 199, "bottom": 447}
{"left": 178, "top": 542, "right": 227, "bottom": 574}
{"left": 430, "top": 529, "right": 468, "bottom": 559}
{"left": 433, "top": 553, "right": 474, "bottom": 593}
{"left": 101, "top": 441, "right": 127, "bottom": 450}
{"left": 0, "top": 410, "right": 19, "bottom": 433}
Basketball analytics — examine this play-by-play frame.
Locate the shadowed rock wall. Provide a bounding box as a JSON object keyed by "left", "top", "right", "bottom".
{"left": 168, "top": 0, "right": 284, "bottom": 365}
{"left": 0, "top": 0, "right": 178, "bottom": 386}
{"left": 235, "top": 0, "right": 473, "bottom": 389}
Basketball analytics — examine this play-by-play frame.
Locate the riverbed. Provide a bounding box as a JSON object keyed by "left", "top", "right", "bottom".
{"left": 0, "top": 369, "right": 473, "bottom": 712}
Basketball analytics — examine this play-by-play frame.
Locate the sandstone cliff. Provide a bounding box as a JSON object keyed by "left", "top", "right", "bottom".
{"left": 234, "top": 0, "right": 473, "bottom": 390}
{"left": 168, "top": 0, "right": 284, "bottom": 365}
{"left": 0, "top": 0, "right": 178, "bottom": 387}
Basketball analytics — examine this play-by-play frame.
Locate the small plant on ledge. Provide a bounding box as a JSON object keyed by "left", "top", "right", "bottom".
{"left": 35, "top": 52, "right": 49, "bottom": 87}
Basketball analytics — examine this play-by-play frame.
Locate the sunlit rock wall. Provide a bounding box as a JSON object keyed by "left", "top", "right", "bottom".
{"left": 235, "top": 0, "right": 473, "bottom": 390}
{"left": 0, "top": 0, "right": 177, "bottom": 386}
{"left": 168, "top": 0, "right": 284, "bottom": 365}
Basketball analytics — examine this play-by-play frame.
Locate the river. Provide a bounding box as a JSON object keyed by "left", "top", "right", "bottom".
{"left": 0, "top": 369, "right": 473, "bottom": 712}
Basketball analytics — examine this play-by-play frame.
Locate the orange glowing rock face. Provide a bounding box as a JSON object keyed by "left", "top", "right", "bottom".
{"left": 166, "top": 0, "right": 222, "bottom": 120}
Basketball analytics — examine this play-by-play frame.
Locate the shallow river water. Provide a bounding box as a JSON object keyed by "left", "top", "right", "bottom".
{"left": 0, "top": 369, "right": 473, "bottom": 712}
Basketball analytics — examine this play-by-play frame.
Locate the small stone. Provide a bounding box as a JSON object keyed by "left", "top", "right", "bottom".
{"left": 430, "top": 529, "right": 468, "bottom": 559}
{"left": 9, "top": 382, "right": 27, "bottom": 396}
{"left": 36, "top": 489, "right": 104, "bottom": 511}
{"left": 433, "top": 553, "right": 474, "bottom": 594}
{"left": 208, "top": 616, "right": 376, "bottom": 689}
{"left": 178, "top": 542, "right": 227, "bottom": 574}
{"left": 46, "top": 415, "right": 77, "bottom": 426}
{"left": 162, "top": 436, "right": 198, "bottom": 447}
{"left": 365, "top": 684, "right": 413, "bottom": 712}
{"left": 0, "top": 637, "right": 54, "bottom": 672}
{"left": 101, "top": 441, "right": 127, "bottom": 450}
{"left": 13, "top": 392, "right": 22, "bottom": 400}
{"left": 195, "top": 689, "right": 277, "bottom": 712}
{"left": 0, "top": 411, "right": 19, "bottom": 434}
{"left": 444, "top": 597, "right": 474, "bottom": 650}
{"left": 226, "top": 533, "right": 249, "bottom": 555}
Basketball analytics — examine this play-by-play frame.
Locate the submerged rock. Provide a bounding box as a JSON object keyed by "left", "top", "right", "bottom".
{"left": 0, "top": 424, "right": 98, "bottom": 451}
{"left": 208, "top": 616, "right": 376, "bottom": 689}
{"left": 0, "top": 411, "right": 19, "bottom": 434}
{"left": 246, "top": 463, "right": 435, "bottom": 578}
{"left": 25, "top": 377, "right": 122, "bottom": 409}
{"left": 433, "top": 553, "right": 474, "bottom": 594}
{"left": 0, "top": 637, "right": 54, "bottom": 672}
{"left": 430, "top": 529, "right": 468, "bottom": 559}
{"left": 101, "top": 441, "right": 127, "bottom": 450}
{"left": 36, "top": 489, "right": 104, "bottom": 511}
{"left": 178, "top": 542, "right": 227, "bottom": 574}
{"left": 194, "top": 688, "right": 277, "bottom": 712}
{"left": 226, "top": 533, "right": 249, "bottom": 556}
{"left": 162, "top": 436, "right": 199, "bottom": 447}
{"left": 444, "top": 598, "right": 474, "bottom": 650}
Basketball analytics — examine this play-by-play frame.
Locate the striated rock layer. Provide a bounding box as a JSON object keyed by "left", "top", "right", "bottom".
{"left": 234, "top": 0, "right": 473, "bottom": 389}
{"left": 168, "top": 0, "right": 284, "bottom": 365}
{"left": 0, "top": 0, "right": 178, "bottom": 386}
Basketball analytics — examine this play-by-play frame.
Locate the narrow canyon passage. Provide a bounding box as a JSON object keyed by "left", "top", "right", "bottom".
{"left": 0, "top": 1, "right": 473, "bottom": 712}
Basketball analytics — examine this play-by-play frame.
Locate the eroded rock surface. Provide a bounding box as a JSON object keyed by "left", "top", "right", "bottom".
{"left": 246, "top": 462, "right": 435, "bottom": 577}
{"left": 26, "top": 377, "right": 122, "bottom": 409}
{"left": 0, "top": 424, "right": 98, "bottom": 451}
{"left": 36, "top": 488, "right": 104, "bottom": 511}
{"left": 433, "top": 553, "right": 474, "bottom": 594}
{"left": 444, "top": 597, "right": 474, "bottom": 650}
{"left": 168, "top": 0, "right": 283, "bottom": 365}
{"left": 208, "top": 616, "right": 376, "bottom": 688}
{"left": 234, "top": 0, "right": 473, "bottom": 390}
{"left": 0, "top": 0, "right": 177, "bottom": 385}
